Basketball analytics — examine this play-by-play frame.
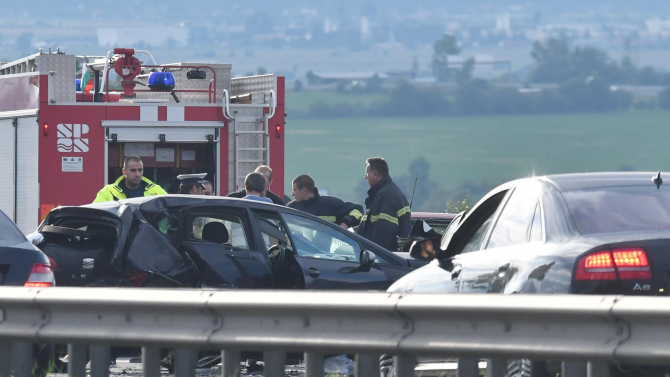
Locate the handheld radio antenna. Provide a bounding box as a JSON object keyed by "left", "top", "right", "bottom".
{"left": 409, "top": 177, "right": 418, "bottom": 209}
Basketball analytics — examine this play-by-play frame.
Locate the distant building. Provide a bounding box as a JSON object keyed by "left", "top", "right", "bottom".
{"left": 309, "top": 72, "right": 389, "bottom": 84}
{"left": 646, "top": 18, "right": 670, "bottom": 37}
{"left": 496, "top": 13, "right": 512, "bottom": 37}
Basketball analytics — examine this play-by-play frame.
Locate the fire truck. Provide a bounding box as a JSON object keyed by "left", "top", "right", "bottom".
{"left": 0, "top": 48, "right": 285, "bottom": 233}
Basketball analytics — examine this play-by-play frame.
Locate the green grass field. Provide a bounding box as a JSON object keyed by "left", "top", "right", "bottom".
{"left": 284, "top": 110, "right": 670, "bottom": 206}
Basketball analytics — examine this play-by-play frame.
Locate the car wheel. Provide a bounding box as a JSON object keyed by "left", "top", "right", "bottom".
{"left": 197, "top": 354, "right": 221, "bottom": 369}
{"left": 507, "top": 359, "right": 532, "bottom": 377}
{"left": 380, "top": 354, "right": 394, "bottom": 377}
{"left": 508, "top": 359, "right": 552, "bottom": 377}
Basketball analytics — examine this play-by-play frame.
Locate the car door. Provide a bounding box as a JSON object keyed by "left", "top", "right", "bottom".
{"left": 281, "top": 213, "right": 389, "bottom": 290}
{"left": 178, "top": 205, "right": 273, "bottom": 289}
{"left": 457, "top": 182, "right": 541, "bottom": 294}
{"left": 504, "top": 190, "right": 566, "bottom": 294}
{"left": 438, "top": 188, "right": 510, "bottom": 293}
{"left": 250, "top": 209, "right": 306, "bottom": 289}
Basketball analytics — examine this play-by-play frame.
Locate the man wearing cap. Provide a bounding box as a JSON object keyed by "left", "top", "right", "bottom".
{"left": 177, "top": 173, "right": 207, "bottom": 195}
{"left": 405, "top": 221, "right": 441, "bottom": 260}
{"left": 93, "top": 156, "right": 167, "bottom": 203}
{"left": 228, "top": 165, "right": 284, "bottom": 205}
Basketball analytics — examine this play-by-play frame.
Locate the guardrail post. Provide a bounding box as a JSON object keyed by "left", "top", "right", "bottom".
{"left": 222, "top": 350, "right": 241, "bottom": 377}
{"left": 174, "top": 348, "right": 197, "bottom": 377}
{"left": 587, "top": 362, "right": 611, "bottom": 377}
{"left": 393, "top": 355, "right": 416, "bottom": 377}
{"left": 486, "top": 358, "right": 507, "bottom": 377}
{"left": 90, "top": 345, "right": 111, "bottom": 377}
{"left": 563, "top": 361, "right": 587, "bottom": 377}
{"left": 0, "top": 342, "right": 10, "bottom": 377}
{"left": 263, "top": 351, "right": 286, "bottom": 377}
{"left": 304, "top": 352, "right": 324, "bottom": 377}
{"left": 142, "top": 347, "right": 161, "bottom": 377}
{"left": 458, "top": 357, "right": 479, "bottom": 377}
{"left": 11, "top": 342, "right": 33, "bottom": 377}
{"left": 68, "top": 344, "right": 88, "bottom": 377}
{"left": 356, "top": 354, "right": 380, "bottom": 377}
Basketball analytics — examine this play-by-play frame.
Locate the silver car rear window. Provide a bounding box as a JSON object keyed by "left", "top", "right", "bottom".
{"left": 563, "top": 186, "right": 670, "bottom": 235}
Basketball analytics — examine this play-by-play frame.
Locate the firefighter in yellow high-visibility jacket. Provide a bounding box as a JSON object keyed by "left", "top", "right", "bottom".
{"left": 93, "top": 156, "right": 167, "bottom": 203}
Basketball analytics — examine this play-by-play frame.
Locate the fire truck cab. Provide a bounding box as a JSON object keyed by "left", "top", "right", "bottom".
{"left": 0, "top": 48, "right": 285, "bottom": 233}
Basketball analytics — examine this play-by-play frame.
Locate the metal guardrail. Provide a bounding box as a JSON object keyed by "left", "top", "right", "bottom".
{"left": 0, "top": 288, "right": 668, "bottom": 377}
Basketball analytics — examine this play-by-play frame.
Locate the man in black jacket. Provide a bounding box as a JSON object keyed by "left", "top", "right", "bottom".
{"left": 227, "top": 165, "right": 285, "bottom": 205}
{"left": 357, "top": 157, "right": 411, "bottom": 251}
{"left": 288, "top": 175, "right": 363, "bottom": 229}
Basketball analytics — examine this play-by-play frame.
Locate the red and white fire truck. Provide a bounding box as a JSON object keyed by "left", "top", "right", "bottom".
{"left": 0, "top": 48, "right": 285, "bottom": 233}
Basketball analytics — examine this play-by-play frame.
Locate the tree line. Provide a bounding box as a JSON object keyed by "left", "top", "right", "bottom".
{"left": 299, "top": 36, "right": 670, "bottom": 118}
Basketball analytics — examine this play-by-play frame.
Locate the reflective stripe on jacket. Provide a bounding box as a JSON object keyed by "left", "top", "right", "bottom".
{"left": 357, "top": 176, "right": 411, "bottom": 251}
{"left": 287, "top": 188, "right": 364, "bottom": 228}
{"left": 93, "top": 176, "right": 167, "bottom": 203}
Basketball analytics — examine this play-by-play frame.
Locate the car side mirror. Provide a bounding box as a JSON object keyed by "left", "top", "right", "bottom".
{"left": 360, "top": 250, "right": 376, "bottom": 267}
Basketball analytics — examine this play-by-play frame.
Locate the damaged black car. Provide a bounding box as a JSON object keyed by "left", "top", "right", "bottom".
{"left": 33, "top": 195, "right": 421, "bottom": 290}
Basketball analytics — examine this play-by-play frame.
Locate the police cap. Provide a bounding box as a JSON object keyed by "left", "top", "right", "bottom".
{"left": 176, "top": 173, "right": 207, "bottom": 189}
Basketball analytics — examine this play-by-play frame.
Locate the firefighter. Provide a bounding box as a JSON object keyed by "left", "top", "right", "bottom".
{"left": 357, "top": 157, "right": 411, "bottom": 251}
{"left": 228, "top": 165, "right": 284, "bottom": 205}
{"left": 177, "top": 173, "right": 207, "bottom": 195}
{"left": 288, "top": 175, "right": 363, "bottom": 229}
{"left": 93, "top": 156, "right": 167, "bottom": 203}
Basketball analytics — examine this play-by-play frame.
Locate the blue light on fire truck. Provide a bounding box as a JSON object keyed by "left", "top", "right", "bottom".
{"left": 75, "top": 79, "right": 81, "bottom": 91}
{"left": 148, "top": 72, "right": 176, "bottom": 90}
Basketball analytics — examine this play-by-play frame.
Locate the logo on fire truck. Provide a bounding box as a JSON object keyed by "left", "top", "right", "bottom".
{"left": 57, "top": 124, "right": 89, "bottom": 153}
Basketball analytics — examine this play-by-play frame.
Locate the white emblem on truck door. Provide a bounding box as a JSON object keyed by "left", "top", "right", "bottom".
{"left": 57, "top": 124, "right": 89, "bottom": 153}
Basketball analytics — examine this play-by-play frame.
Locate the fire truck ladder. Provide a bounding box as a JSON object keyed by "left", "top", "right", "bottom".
{"left": 223, "top": 89, "right": 276, "bottom": 189}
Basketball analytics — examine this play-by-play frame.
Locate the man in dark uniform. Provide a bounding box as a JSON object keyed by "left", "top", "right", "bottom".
{"left": 227, "top": 165, "right": 284, "bottom": 205}
{"left": 357, "top": 157, "right": 411, "bottom": 251}
{"left": 288, "top": 175, "right": 363, "bottom": 229}
{"left": 177, "top": 173, "right": 207, "bottom": 195}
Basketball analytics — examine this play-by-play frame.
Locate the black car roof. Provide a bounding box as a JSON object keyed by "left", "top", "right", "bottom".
{"left": 541, "top": 172, "right": 664, "bottom": 192}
